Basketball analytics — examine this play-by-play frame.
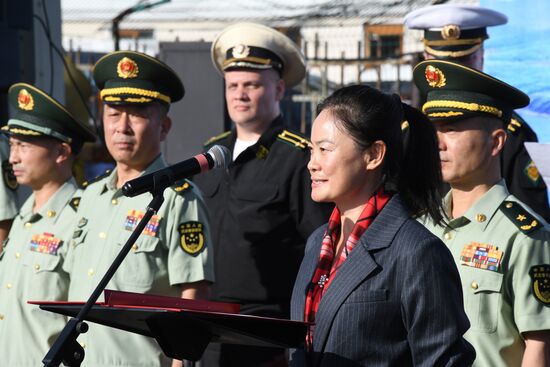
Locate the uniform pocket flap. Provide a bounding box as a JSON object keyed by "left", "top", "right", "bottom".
{"left": 461, "top": 267, "right": 503, "bottom": 294}
{"left": 23, "top": 251, "right": 62, "bottom": 272}
{"left": 117, "top": 231, "right": 160, "bottom": 254}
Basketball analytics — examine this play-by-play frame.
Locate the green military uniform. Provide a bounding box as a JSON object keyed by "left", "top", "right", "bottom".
{"left": 0, "top": 82, "right": 96, "bottom": 366}
{"left": 413, "top": 61, "right": 550, "bottom": 366}
{"left": 63, "top": 51, "right": 213, "bottom": 367}
{"left": 64, "top": 156, "right": 214, "bottom": 366}
{"left": 0, "top": 180, "right": 81, "bottom": 366}
{"left": 0, "top": 135, "right": 19, "bottom": 222}
{"left": 422, "top": 181, "right": 550, "bottom": 366}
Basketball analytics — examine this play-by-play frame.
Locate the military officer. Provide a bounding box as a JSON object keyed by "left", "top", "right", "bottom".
{"left": 0, "top": 83, "right": 96, "bottom": 366}
{"left": 0, "top": 135, "right": 19, "bottom": 250}
{"left": 405, "top": 4, "right": 550, "bottom": 221}
{"left": 63, "top": 51, "right": 214, "bottom": 367}
{"left": 414, "top": 60, "right": 550, "bottom": 366}
{"left": 193, "top": 23, "right": 332, "bottom": 366}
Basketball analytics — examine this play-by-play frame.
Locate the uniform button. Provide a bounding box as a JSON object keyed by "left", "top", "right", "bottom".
{"left": 471, "top": 282, "right": 479, "bottom": 290}
{"left": 111, "top": 199, "right": 118, "bottom": 205}
{"left": 34, "top": 264, "right": 40, "bottom": 271}
{"left": 88, "top": 268, "right": 94, "bottom": 277}
{"left": 475, "top": 214, "right": 486, "bottom": 222}
{"left": 99, "top": 232, "right": 106, "bottom": 239}
{"left": 25, "top": 222, "right": 32, "bottom": 228}
{"left": 79, "top": 342, "right": 86, "bottom": 349}
{"left": 0, "top": 314, "right": 4, "bottom": 320}
{"left": 71, "top": 240, "right": 76, "bottom": 247}
{"left": 15, "top": 252, "right": 20, "bottom": 259}
{"left": 444, "top": 232, "right": 453, "bottom": 240}
{"left": 132, "top": 244, "right": 138, "bottom": 252}
{"left": 47, "top": 210, "right": 56, "bottom": 218}
{"left": 6, "top": 283, "right": 12, "bottom": 289}
{"left": 506, "top": 202, "right": 513, "bottom": 209}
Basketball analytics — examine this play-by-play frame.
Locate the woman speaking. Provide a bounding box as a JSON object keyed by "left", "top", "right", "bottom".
{"left": 290, "top": 85, "right": 475, "bottom": 366}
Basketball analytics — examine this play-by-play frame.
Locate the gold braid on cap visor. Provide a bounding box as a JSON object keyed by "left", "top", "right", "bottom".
{"left": 423, "top": 100, "right": 503, "bottom": 118}
{"left": 424, "top": 43, "right": 482, "bottom": 58}
{"left": 100, "top": 87, "right": 171, "bottom": 104}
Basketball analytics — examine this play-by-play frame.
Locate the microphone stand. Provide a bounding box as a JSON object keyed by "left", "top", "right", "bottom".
{"left": 43, "top": 180, "right": 167, "bottom": 367}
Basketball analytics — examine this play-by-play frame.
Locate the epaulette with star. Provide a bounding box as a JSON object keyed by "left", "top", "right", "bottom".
{"left": 277, "top": 129, "right": 309, "bottom": 150}
{"left": 171, "top": 179, "right": 193, "bottom": 194}
{"left": 500, "top": 200, "right": 542, "bottom": 234}
{"left": 81, "top": 169, "right": 111, "bottom": 189}
{"left": 204, "top": 131, "right": 231, "bottom": 147}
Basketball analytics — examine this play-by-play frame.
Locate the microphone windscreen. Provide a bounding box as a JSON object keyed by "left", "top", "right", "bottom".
{"left": 208, "top": 145, "right": 231, "bottom": 170}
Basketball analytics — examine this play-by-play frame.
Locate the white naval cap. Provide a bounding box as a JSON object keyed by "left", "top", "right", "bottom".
{"left": 404, "top": 4, "right": 508, "bottom": 59}
{"left": 211, "top": 22, "right": 306, "bottom": 87}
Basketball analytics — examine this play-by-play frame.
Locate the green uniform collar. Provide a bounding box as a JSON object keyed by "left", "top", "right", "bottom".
{"left": 445, "top": 179, "right": 508, "bottom": 231}
{"left": 102, "top": 154, "right": 168, "bottom": 195}
{"left": 18, "top": 178, "right": 78, "bottom": 224}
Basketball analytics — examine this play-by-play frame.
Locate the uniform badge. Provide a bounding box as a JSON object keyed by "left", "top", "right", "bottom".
{"left": 524, "top": 159, "right": 541, "bottom": 185}
{"left": 178, "top": 221, "right": 205, "bottom": 256}
{"left": 256, "top": 145, "right": 269, "bottom": 159}
{"left": 232, "top": 44, "right": 250, "bottom": 59}
{"left": 2, "top": 160, "right": 18, "bottom": 190}
{"left": 117, "top": 57, "right": 139, "bottom": 79}
{"left": 124, "top": 209, "right": 161, "bottom": 237}
{"left": 425, "top": 65, "right": 446, "bottom": 88}
{"left": 460, "top": 242, "right": 503, "bottom": 272}
{"left": 441, "top": 24, "right": 461, "bottom": 40}
{"left": 77, "top": 217, "right": 88, "bottom": 228}
{"left": 174, "top": 182, "right": 190, "bottom": 192}
{"left": 30, "top": 232, "right": 61, "bottom": 255}
{"left": 17, "top": 88, "right": 34, "bottom": 111}
{"left": 69, "top": 197, "right": 81, "bottom": 211}
{"left": 529, "top": 265, "right": 550, "bottom": 305}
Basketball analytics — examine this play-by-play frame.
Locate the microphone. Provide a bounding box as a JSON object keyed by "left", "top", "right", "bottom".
{"left": 122, "top": 145, "right": 231, "bottom": 197}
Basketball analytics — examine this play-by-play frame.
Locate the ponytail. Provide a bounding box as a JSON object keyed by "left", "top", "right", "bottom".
{"left": 399, "top": 103, "right": 446, "bottom": 225}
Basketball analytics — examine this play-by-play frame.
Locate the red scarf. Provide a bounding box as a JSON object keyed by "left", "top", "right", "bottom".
{"left": 304, "top": 187, "right": 392, "bottom": 348}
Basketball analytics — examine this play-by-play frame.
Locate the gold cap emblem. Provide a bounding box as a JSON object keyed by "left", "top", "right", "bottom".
{"left": 17, "top": 89, "right": 34, "bottom": 111}
{"left": 117, "top": 57, "right": 139, "bottom": 79}
{"left": 425, "top": 65, "right": 446, "bottom": 88}
{"left": 441, "top": 24, "right": 461, "bottom": 40}
{"left": 232, "top": 44, "right": 250, "bottom": 59}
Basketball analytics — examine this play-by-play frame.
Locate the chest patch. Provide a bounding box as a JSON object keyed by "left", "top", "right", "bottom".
{"left": 30, "top": 232, "right": 61, "bottom": 255}
{"left": 460, "top": 242, "right": 503, "bottom": 272}
{"left": 178, "top": 221, "right": 205, "bottom": 256}
{"left": 124, "top": 210, "right": 161, "bottom": 237}
{"left": 530, "top": 265, "right": 550, "bottom": 306}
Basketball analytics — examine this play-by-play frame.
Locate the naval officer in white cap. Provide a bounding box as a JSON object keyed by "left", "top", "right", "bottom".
{"left": 405, "top": 3, "right": 550, "bottom": 223}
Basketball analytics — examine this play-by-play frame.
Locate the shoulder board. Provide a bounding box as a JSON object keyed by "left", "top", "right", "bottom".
{"left": 69, "top": 197, "right": 81, "bottom": 212}
{"left": 499, "top": 200, "right": 542, "bottom": 234}
{"left": 81, "top": 169, "right": 111, "bottom": 188}
{"left": 171, "top": 179, "right": 193, "bottom": 194}
{"left": 507, "top": 117, "right": 523, "bottom": 135}
{"left": 277, "top": 130, "right": 309, "bottom": 150}
{"left": 204, "top": 131, "right": 231, "bottom": 147}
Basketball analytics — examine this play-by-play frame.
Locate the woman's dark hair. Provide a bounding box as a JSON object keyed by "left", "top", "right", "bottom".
{"left": 316, "top": 84, "right": 445, "bottom": 225}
